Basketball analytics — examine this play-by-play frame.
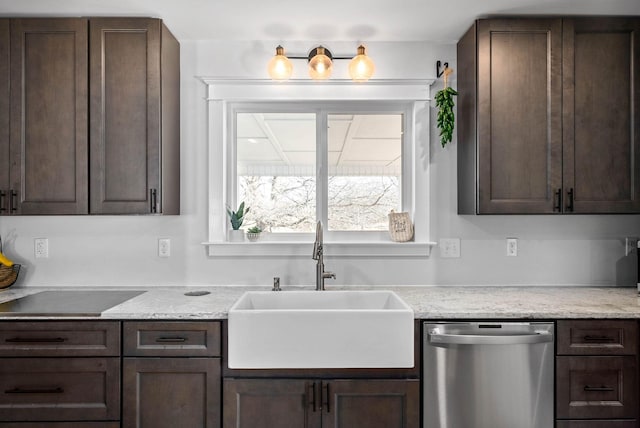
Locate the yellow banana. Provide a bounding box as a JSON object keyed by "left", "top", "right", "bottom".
{"left": 0, "top": 251, "right": 14, "bottom": 267}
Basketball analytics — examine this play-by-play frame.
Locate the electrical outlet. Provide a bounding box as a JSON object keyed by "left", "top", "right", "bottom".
{"left": 34, "top": 238, "right": 48, "bottom": 258}
{"left": 507, "top": 238, "right": 518, "bottom": 257}
{"left": 625, "top": 237, "right": 639, "bottom": 256}
{"left": 439, "top": 238, "right": 461, "bottom": 258}
{"left": 158, "top": 238, "right": 171, "bottom": 258}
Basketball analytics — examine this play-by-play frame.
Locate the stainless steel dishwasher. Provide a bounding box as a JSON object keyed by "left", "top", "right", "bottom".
{"left": 423, "top": 322, "right": 554, "bottom": 428}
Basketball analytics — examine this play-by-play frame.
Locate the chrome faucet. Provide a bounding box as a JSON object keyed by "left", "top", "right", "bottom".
{"left": 312, "top": 221, "right": 335, "bottom": 290}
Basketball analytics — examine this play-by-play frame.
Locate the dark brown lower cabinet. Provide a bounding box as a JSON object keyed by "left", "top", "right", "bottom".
{"left": 123, "top": 357, "right": 221, "bottom": 428}
{"left": 556, "top": 356, "right": 638, "bottom": 420}
{"left": 323, "top": 379, "right": 420, "bottom": 428}
{"left": 556, "top": 421, "right": 638, "bottom": 428}
{"left": 0, "top": 423, "right": 120, "bottom": 428}
{"left": 223, "top": 378, "right": 419, "bottom": 428}
{"left": 224, "top": 379, "right": 319, "bottom": 428}
{"left": 556, "top": 320, "right": 639, "bottom": 427}
{"left": 0, "top": 357, "right": 120, "bottom": 422}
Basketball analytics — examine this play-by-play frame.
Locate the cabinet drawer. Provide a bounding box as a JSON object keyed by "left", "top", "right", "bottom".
{"left": 556, "top": 421, "right": 637, "bottom": 428}
{"left": 123, "top": 321, "right": 221, "bottom": 357}
{"left": 557, "top": 320, "right": 638, "bottom": 355}
{"left": 0, "top": 357, "right": 120, "bottom": 421}
{"left": 0, "top": 321, "right": 120, "bottom": 356}
{"left": 556, "top": 356, "right": 638, "bottom": 419}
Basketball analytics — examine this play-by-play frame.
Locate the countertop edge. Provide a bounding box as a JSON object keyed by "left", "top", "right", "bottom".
{"left": 0, "top": 285, "right": 639, "bottom": 320}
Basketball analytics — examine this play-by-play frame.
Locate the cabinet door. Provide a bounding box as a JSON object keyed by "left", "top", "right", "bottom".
{"left": 562, "top": 18, "right": 640, "bottom": 213}
{"left": 89, "top": 18, "right": 161, "bottom": 214}
{"left": 322, "top": 380, "right": 420, "bottom": 428}
{"left": 9, "top": 18, "right": 88, "bottom": 214}
{"left": 123, "top": 358, "right": 221, "bottom": 428}
{"left": 476, "top": 19, "right": 563, "bottom": 213}
{"left": 0, "top": 19, "right": 8, "bottom": 214}
{"left": 223, "top": 378, "right": 321, "bottom": 428}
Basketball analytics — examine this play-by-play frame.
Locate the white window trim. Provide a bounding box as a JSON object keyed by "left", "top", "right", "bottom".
{"left": 200, "top": 78, "right": 436, "bottom": 257}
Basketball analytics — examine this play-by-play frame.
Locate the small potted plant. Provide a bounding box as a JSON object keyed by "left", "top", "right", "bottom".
{"left": 226, "top": 202, "right": 249, "bottom": 242}
{"left": 246, "top": 226, "right": 262, "bottom": 242}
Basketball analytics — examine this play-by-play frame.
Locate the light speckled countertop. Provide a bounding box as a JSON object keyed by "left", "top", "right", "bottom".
{"left": 1, "top": 285, "right": 639, "bottom": 319}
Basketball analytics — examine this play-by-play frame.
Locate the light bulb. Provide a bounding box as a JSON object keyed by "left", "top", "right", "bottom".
{"left": 268, "top": 46, "right": 293, "bottom": 81}
{"left": 308, "top": 46, "right": 332, "bottom": 80}
{"left": 349, "top": 45, "right": 375, "bottom": 82}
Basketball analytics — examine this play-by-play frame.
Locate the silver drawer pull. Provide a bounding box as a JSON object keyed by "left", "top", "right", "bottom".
{"left": 6, "top": 337, "right": 67, "bottom": 343}
{"left": 5, "top": 387, "right": 64, "bottom": 394}
{"left": 155, "top": 337, "right": 187, "bottom": 343}
{"left": 584, "top": 385, "right": 614, "bottom": 392}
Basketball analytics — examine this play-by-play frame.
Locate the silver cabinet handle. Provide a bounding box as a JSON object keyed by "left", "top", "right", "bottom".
{"left": 429, "top": 332, "right": 553, "bottom": 345}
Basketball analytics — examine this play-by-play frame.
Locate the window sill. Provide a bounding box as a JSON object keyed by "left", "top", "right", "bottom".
{"left": 202, "top": 241, "right": 436, "bottom": 258}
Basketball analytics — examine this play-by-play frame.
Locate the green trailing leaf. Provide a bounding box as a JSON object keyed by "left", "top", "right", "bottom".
{"left": 435, "top": 86, "right": 458, "bottom": 148}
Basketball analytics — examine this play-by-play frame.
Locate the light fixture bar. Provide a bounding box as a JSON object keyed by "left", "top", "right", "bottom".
{"left": 268, "top": 44, "right": 375, "bottom": 82}
{"left": 286, "top": 48, "right": 352, "bottom": 61}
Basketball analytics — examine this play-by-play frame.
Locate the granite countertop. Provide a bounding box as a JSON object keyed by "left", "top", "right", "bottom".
{"left": 0, "top": 285, "right": 639, "bottom": 320}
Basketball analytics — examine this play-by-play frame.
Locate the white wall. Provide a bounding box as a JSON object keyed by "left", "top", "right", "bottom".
{"left": 1, "top": 40, "right": 638, "bottom": 287}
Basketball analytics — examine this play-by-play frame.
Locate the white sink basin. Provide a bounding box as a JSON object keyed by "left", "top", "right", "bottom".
{"left": 228, "top": 290, "right": 414, "bottom": 369}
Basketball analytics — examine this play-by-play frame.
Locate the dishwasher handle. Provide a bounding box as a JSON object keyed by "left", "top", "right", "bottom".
{"left": 429, "top": 331, "right": 553, "bottom": 345}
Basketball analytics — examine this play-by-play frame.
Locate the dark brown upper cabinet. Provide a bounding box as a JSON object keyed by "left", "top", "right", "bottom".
{"left": 0, "top": 20, "right": 9, "bottom": 214}
{"left": 1, "top": 17, "right": 179, "bottom": 216}
{"left": 562, "top": 18, "right": 640, "bottom": 213}
{"left": 458, "top": 18, "right": 640, "bottom": 214}
{"left": 89, "top": 18, "right": 180, "bottom": 215}
{"left": 8, "top": 18, "right": 89, "bottom": 215}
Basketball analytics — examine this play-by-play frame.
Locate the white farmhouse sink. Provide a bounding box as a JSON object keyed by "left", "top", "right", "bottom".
{"left": 228, "top": 290, "right": 414, "bottom": 369}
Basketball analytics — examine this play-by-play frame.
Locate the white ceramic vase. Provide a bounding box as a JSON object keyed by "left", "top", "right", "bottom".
{"left": 228, "top": 230, "right": 245, "bottom": 242}
{"left": 247, "top": 232, "right": 261, "bottom": 242}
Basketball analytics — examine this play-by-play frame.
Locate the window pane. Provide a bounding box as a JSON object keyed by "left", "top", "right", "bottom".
{"left": 327, "top": 114, "right": 402, "bottom": 231}
{"left": 237, "top": 113, "right": 316, "bottom": 233}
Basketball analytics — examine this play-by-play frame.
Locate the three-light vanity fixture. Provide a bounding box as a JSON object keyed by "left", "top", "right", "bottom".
{"left": 267, "top": 44, "right": 375, "bottom": 82}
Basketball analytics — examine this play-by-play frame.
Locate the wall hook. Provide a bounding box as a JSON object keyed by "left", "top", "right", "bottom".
{"left": 436, "top": 60, "right": 449, "bottom": 78}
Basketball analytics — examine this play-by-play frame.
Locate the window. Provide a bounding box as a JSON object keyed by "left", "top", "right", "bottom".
{"left": 326, "top": 113, "right": 402, "bottom": 232}
{"left": 231, "top": 103, "right": 409, "bottom": 239}
{"left": 237, "top": 112, "right": 317, "bottom": 233}
{"left": 203, "top": 79, "right": 434, "bottom": 257}
{"left": 232, "top": 103, "right": 404, "bottom": 233}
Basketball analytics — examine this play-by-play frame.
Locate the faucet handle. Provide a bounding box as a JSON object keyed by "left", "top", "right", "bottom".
{"left": 323, "top": 272, "right": 336, "bottom": 280}
{"left": 272, "top": 277, "right": 281, "bottom": 291}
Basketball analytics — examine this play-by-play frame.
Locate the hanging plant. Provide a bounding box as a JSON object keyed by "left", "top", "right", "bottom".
{"left": 435, "top": 67, "right": 458, "bottom": 148}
